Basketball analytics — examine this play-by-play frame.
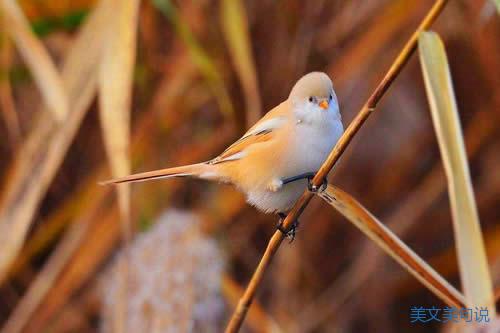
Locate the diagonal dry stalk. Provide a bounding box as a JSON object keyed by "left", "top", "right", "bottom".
{"left": 224, "top": 1, "right": 449, "bottom": 332}
{"left": 222, "top": 275, "right": 283, "bottom": 333}
{"left": 317, "top": 184, "right": 466, "bottom": 309}
{"left": 0, "top": 0, "right": 109, "bottom": 285}
{"left": 0, "top": 0, "right": 68, "bottom": 122}
{"left": 0, "top": 219, "right": 88, "bottom": 333}
{"left": 220, "top": 0, "right": 262, "bottom": 127}
{"left": 0, "top": 15, "right": 20, "bottom": 146}
{"left": 153, "top": 0, "right": 235, "bottom": 119}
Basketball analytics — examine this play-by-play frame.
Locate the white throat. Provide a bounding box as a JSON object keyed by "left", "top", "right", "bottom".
{"left": 293, "top": 100, "right": 341, "bottom": 129}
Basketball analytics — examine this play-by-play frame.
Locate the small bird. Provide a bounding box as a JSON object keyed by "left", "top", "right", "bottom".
{"left": 102, "top": 72, "right": 343, "bottom": 235}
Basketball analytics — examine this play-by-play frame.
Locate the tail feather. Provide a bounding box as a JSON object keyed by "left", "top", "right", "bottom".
{"left": 99, "top": 163, "right": 215, "bottom": 185}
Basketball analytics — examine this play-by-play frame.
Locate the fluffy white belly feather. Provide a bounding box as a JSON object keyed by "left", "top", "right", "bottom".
{"left": 246, "top": 118, "right": 343, "bottom": 213}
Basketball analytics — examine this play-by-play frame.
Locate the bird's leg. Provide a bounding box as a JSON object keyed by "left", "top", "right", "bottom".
{"left": 281, "top": 172, "right": 328, "bottom": 193}
{"left": 276, "top": 212, "right": 299, "bottom": 243}
{"left": 281, "top": 172, "right": 316, "bottom": 185}
{"left": 276, "top": 173, "right": 327, "bottom": 242}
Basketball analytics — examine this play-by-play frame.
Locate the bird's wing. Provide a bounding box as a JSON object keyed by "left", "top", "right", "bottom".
{"left": 209, "top": 101, "right": 289, "bottom": 165}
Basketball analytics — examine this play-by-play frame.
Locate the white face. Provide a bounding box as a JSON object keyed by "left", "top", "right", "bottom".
{"left": 292, "top": 91, "right": 341, "bottom": 127}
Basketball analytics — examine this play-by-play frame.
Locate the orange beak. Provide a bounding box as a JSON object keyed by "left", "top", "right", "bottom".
{"left": 319, "top": 100, "right": 329, "bottom": 110}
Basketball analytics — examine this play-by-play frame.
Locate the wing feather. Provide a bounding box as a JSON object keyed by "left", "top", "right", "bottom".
{"left": 209, "top": 101, "right": 289, "bottom": 165}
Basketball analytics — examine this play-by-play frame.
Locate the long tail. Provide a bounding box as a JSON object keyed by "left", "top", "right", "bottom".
{"left": 99, "top": 163, "right": 217, "bottom": 185}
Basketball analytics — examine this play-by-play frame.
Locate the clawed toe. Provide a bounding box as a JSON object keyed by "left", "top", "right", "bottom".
{"left": 307, "top": 175, "right": 327, "bottom": 193}
{"left": 276, "top": 213, "right": 299, "bottom": 243}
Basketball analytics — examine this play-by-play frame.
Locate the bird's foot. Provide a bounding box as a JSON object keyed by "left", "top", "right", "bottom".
{"left": 276, "top": 212, "right": 299, "bottom": 243}
{"left": 307, "top": 174, "right": 328, "bottom": 193}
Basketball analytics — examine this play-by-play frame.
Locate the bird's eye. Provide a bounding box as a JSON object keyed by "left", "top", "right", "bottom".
{"left": 329, "top": 94, "right": 333, "bottom": 101}
{"left": 308, "top": 97, "right": 314, "bottom": 103}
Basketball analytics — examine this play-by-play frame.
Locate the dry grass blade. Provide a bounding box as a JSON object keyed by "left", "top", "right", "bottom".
{"left": 7, "top": 174, "right": 105, "bottom": 280}
{"left": 418, "top": 31, "right": 495, "bottom": 311}
{"left": 0, "top": 220, "right": 88, "bottom": 333}
{"left": 224, "top": 1, "right": 448, "bottom": 332}
{"left": 0, "top": 0, "right": 109, "bottom": 284}
{"left": 0, "top": 0, "right": 68, "bottom": 122}
{"left": 395, "top": 221, "right": 500, "bottom": 298}
{"left": 222, "top": 275, "right": 282, "bottom": 333}
{"left": 98, "top": 0, "right": 140, "bottom": 238}
{"left": 317, "top": 184, "right": 466, "bottom": 308}
{"left": 153, "top": 0, "right": 234, "bottom": 118}
{"left": 220, "top": 0, "right": 261, "bottom": 126}
{"left": 24, "top": 207, "right": 120, "bottom": 332}
{"left": 97, "top": 5, "right": 139, "bottom": 328}
{"left": 493, "top": 0, "right": 500, "bottom": 14}
{"left": 0, "top": 14, "right": 20, "bottom": 146}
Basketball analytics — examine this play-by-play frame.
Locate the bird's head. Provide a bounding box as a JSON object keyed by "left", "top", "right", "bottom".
{"left": 289, "top": 72, "right": 340, "bottom": 124}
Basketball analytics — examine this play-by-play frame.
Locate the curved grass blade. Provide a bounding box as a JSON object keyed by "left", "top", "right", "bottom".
{"left": 222, "top": 275, "right": 282, "bottom": 333}
{"left": 0, "top": 14, "right": 20, "bottom": 145}
{"left": 153, "top": 0, "right": 234, "bottom": 119}
{"left": 220, "top": 0, "right": 261, "bottom": 126}
{"left": 0, "top": 0, "right": 68, "bottom": 122}
{"left": 493, "top": 0, "right": 500, "bottom": 14}
{"left": 418, "top": 31, "right": 495, "bottom": 312}
{"left": 97, "top": 2, "right": 140, "bottom": 330}
{"left": 0, "top": 219, "right": 88, "bottom": 333}
{"left": 0, "top": 0, "right": 109, "bottom": 284}
{"left": 317, "top": 184, "right": 466, "bottom": 309}
{"left": 98, "top": 0, "right": 140, "bottom": 238}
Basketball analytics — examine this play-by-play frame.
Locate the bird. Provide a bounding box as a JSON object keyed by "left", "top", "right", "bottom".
{"left": 101, "top": 72, "right": 343, "bottom": 236}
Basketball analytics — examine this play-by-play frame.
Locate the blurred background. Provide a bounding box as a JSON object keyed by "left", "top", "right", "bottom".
{"left": 0, "top": 0, "right": 498, "bottom": 332}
